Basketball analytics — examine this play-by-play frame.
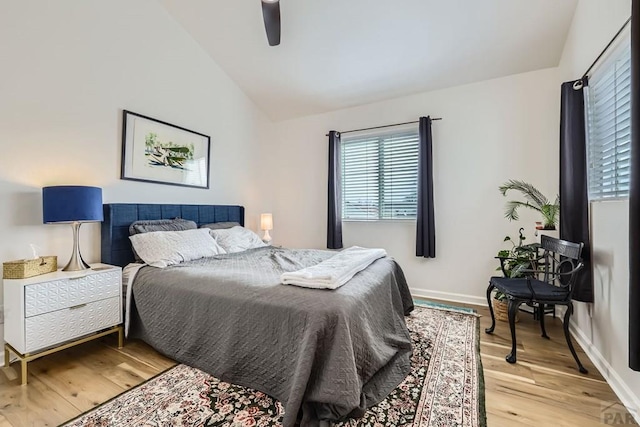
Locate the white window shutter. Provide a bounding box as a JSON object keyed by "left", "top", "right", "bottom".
{"left": 586, "top": 32, "right": 632, "bottom": 200}
{"left": 341, "top": 127, "right": 419, "bottom": 220}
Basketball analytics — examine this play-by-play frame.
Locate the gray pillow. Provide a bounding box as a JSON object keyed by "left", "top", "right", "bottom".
{"left": 129, "top": 218, "right": 198, "bottom": 262}
{"left": 129, "top": 218, "right": 197, "bottom": 236}
{"left": 200, "top": 221, "right": 241, "bottom": 230}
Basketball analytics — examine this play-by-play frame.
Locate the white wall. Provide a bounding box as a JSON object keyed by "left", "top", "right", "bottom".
{"left": 557, "top": 0, "right": 639, "bottom": 416}
{"left": 268, "top": 67, "right": 560, "bottom": 304}
{"left": 0, "top": 0, "right": 274, "bottom": 349}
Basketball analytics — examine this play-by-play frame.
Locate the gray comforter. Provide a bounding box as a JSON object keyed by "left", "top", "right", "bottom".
{"left": 129, "top": 246, "right": 414, "bottom": 426}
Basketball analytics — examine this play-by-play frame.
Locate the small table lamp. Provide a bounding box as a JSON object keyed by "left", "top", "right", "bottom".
{"left": 260, "top": 213, "right": 273, "bottom": 244}
{"left": 42, "top": 186, "right": 103, "bottom": 271}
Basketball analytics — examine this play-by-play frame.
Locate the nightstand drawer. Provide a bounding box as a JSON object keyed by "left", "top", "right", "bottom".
{"left": 25, "top": 296, "right": 121, "bottom": 353}
{"left": 24, "top": 270, "right": 120, "bottom": 317}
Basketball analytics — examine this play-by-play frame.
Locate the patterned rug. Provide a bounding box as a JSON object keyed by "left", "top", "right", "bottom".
{"left": 63, "top": 302, "right": 485, "bottom": 427}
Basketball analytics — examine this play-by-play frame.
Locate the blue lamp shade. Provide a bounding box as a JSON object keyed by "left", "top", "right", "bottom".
{"left": 42, "top": 186, "right": 103, "bottom": 224}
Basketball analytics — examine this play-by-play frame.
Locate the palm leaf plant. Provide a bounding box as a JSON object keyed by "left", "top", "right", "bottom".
{"left": 499, "top": 180, "right": 560, "bottom": 230}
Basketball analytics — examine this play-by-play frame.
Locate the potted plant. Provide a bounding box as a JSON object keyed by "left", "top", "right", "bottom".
{"left": 493, "top": 228, "right": 539, "bottom": 322}
{"left": 499, "top": 180, "right": 560, "bottom": 230}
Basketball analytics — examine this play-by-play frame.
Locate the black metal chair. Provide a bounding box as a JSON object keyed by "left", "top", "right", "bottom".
{"left": 485, "top": 235, "right": 588, "bottom": 373}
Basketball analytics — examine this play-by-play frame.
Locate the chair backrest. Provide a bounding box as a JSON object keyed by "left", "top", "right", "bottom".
{"left": 539, "top": 235, "right": 584, "bottom": 298}
{"left": 540, "top": 235, "right": 583, "bottom": 260}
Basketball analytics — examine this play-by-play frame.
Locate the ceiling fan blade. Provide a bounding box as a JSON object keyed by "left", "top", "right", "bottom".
{"left": 261, "top": 0, "right": 281, "bottom": 46}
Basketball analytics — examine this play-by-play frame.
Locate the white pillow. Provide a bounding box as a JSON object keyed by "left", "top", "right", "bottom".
{"left": 129, "top": 228, "right": 226, "bottom": 268}
{"left": 209, "top": 226, "right": 267, "bottom": 253}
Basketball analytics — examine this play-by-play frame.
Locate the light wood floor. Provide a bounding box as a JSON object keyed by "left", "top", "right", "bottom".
{"left": 0, "top": 304, "right": 636, "bottom": 426}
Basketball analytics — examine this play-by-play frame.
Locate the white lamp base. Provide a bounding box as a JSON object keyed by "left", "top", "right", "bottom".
{"left": 262, "top": 229, "right": 272, "bottom": 245}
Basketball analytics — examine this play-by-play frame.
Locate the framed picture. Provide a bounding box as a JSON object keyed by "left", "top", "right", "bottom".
{"left": 121, "top": 110, "right": 211, "bottom": 189}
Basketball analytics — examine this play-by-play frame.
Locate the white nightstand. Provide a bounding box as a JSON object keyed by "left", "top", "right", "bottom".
{"left": 3, "top": 263, "right": 123, "bottom": 385}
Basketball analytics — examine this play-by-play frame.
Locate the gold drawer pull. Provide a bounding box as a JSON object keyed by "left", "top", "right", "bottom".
{"left": 68, "top": 275, "right": 87, "bottom": 281}
{"left": 69, "top": 303, "right": 87, "bottom": 310}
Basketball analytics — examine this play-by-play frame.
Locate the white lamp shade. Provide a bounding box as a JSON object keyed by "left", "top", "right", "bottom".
{"left": 261, "top": 213, "right": 273, "bottom": 231}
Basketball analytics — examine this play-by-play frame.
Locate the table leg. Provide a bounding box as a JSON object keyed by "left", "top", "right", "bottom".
{"left": 4, "top": 345, "right": 10, "bottom": 368}
{"left": 117, "top": 327, "right": 124, "bottom": 349}
{"left": 20, "top": 359, "right": 27, "bottom": 385}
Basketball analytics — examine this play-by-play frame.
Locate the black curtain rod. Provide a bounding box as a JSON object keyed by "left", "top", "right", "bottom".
{"left": 326, "top": 118, "right": 442, "bottom": 136}
{"left": 579, "top": 16, "right": 631, "bottom": 84}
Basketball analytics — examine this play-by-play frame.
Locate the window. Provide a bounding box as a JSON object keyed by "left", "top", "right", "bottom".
{"left": 341, "top": 126, "right": 419, "bottom": 220}
{"left": 586, "top": 31, "right": 631, "bottom": 200}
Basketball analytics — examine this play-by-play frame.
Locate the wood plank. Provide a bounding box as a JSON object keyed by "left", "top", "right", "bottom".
{"left": 486, "top": 391, "right": 605, "bottom": 427}
{"left": 528, "top": 367, "right": 623, "bottom": 402}
{"left": 27, "top": 349, "right": 126, "bottom": 412}
{"left": 104, "top": 339, "right": 175, "bottom": 372}
{"left": 482, "top": 353, "right": 535, "bottom": 381}
{"left": 0, "top": 375, "right": 78, "bottom": 427}
{"left": 0, "top": 414, "right": 13, "bottom": 427}
{"left": 99, "top": 362, "right": 153, "bottom": 390}
{"left": 0, "top": 367, "right": 17, "bottom": 383}
{"left": 485, "top": 372, "right": 613, "bottom": 419}
{"left": 75, "top": 341, "right": 159, "bottom": 380}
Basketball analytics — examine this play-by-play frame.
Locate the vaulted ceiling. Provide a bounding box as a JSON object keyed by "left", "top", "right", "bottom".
{"left": 159, "top": 0, "right": 578, "bottom": 121}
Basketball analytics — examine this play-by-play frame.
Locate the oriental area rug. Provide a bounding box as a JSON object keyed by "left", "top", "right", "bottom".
{"left": 63, "top": 302, "right": 486, "bottom": 427}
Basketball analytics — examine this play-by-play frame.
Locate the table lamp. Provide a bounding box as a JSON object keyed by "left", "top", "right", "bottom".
{"left": 260, "top": 213, "right": 273, "bottom": 244}
{"left": 42, "top": 186, "right": 103, "bottom": 271}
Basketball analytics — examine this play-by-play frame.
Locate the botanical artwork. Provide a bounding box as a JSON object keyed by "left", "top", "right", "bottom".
{"left": 121, "top": 110, "right": 211, "bottom": 189}
{"left": 145, "top": 132, "right": 195, "bottom": 169}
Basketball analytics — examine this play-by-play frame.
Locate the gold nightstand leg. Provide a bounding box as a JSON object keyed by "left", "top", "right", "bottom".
{"left": 117, "top": 326, "right": 124, "bottom": 349}
{"left": 4, "top": 345, "right": 10, "bottom": 368}
{"left": 20, "top": 359, "right": 27, "bottom": 385}
{"left": 4, "top": 326, "right": 123, "bottom": 386}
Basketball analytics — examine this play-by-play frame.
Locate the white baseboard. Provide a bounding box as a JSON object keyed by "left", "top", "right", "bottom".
{"left": 0, "top": 323, "right": 3, "bottom": 368}
{"left": 569, "top": 320, "right": 640, "bottom": 424}
{"left": 410, "top": 288, "right": 487, "bottom": 307}
{"left": 0, "top": 307, "right": 3, "bottom": 367}
{"left": 0, "top": 305, "right": 4, "bottom": 368}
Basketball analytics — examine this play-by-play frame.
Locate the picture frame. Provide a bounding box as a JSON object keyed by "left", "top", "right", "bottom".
{"left": 121, "top": 110, "right": 211, "bottom": 189}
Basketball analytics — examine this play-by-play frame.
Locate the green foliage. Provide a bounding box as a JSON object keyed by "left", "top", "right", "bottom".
{"left": 494, "top": 228, "right": 539, "bottom": 301}
{"left": 143, "top": 132, "right": 195, "bottom": 168}
{"left": 499, "top": 180, "right": 559, "bottom": 229}
{"left": 145, "top": 132, "right": 160, "bottom": 149}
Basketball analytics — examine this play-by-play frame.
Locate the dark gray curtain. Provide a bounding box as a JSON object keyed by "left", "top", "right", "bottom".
{"left": 559, "top": 81, "right": 593, "bottom": 303}
{"left": 327, "top": 130, "right": 343, "bottom": 249}
{"left": 629, "top": 0, "right": 640, "bottom": 371}
{"left": 416, "top": 116, "right": 436, "bottom": 258}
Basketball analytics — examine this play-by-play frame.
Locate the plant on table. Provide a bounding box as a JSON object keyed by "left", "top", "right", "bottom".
{"left": 499, "top": 180, "right": 560, "bottom": 230}
{"left": 494, "top": 228, "right": 539, "bottom": 302}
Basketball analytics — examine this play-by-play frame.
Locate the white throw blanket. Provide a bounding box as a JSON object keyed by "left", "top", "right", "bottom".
{"left": 281, "top": 246, "right": 387, "bottom": 289}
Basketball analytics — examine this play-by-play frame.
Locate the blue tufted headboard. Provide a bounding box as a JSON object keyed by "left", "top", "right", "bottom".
{"left": 101, "top": 203, "right": 245, "bottom": 267}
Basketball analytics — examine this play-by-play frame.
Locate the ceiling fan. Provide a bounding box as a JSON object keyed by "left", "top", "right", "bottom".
{"left": 261, "top": 0, "right": 281, "bottom": 46}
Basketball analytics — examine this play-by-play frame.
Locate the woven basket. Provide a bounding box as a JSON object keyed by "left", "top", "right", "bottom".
{"left": 3, "top": 256, "right": 57, "bottom": 279}
{"left": 493, "top": 298, "right": 519, "bottom": 323}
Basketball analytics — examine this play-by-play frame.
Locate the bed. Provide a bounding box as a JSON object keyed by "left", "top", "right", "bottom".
{"left": 101, "top": 203, "right": 414, "bottom": 426}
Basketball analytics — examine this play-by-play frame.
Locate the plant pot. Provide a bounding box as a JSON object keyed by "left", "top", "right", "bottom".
{"left": 493, "top": 298, "right": 519, "bottom": 323}
{"left": 536, "top": 228, "right": 559, "bottom": 242}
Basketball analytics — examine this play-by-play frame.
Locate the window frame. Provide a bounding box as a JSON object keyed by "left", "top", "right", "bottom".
{"left": 340, "top": 125, "right": 420, "bottom": 222}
